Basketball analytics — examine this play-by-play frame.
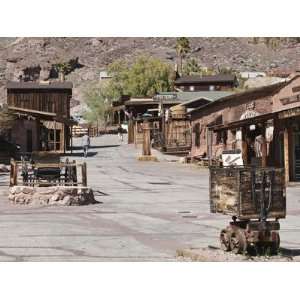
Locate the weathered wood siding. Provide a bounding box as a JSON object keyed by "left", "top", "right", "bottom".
{"left": 165, "top": 119, "right": 191, "bottom": 149}
{"left": 191, "top": 92, "right": 274, "bottom": 158}
{"left": 7, "top": 89, "right": 71, "bottom": 118}
{"left": 210, "top": 167, "right": 286, "bottom": 220}
{"left": 273, "top": 76, "right": 300, "bottom": 113}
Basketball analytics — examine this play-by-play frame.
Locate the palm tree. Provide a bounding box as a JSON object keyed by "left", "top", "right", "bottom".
{"left": 183, "top": 58, "right": 201, "bottom": 75}
{"left": 176, "top": 37, "right": 191, "bottom": 75}
{"left": 54, "top": 62, "right": 72, "bottom": 81}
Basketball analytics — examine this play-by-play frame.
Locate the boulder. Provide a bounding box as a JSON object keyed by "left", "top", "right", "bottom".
{"left": 8, "top": 186, "right": 96, "bottom": 206}
{"left": 0, "top": 164, "right": 9, "bottom": 173}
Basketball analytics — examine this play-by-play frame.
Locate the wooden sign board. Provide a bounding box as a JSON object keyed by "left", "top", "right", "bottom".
{"left": 280, "top": 93, "right": 300, "bottom": 105}
{"left": 279, "top": 106, "right": 300, "bottom": 119}
{"left": 153, "top": 94, "right": 177, "bottom": 101}
{"left": 222, "top": 150, "right": 243, "bottom": 166}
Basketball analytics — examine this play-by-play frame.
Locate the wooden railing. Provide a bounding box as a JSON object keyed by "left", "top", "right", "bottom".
{"left": 10, "top": 159, "right": 87, "bottom": 187}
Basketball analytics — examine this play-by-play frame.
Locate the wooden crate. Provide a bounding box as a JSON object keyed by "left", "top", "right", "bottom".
{"left": 209, "top": 167, "right": 286, "bottom": 220}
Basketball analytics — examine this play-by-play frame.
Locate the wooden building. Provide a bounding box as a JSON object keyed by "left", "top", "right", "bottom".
{"left": 129, "top": 91, "right": 234, "bottom": 155}
{"left": 190, "top": 73, "right": 300, "bottom": 183}
{"left": 174, "top": 74, "right": 238, "bottom": 92}
{"left": 110, "top": 94, "right": 184, "bottom": 125}
{"left": 6, "top": 81, "right": 75, "bottom": 153}
{"left": 111, "top": 91, "right": 233, "bottom": 125}
{"left": 132, "top": 113, "right": 192, "bottom": 155}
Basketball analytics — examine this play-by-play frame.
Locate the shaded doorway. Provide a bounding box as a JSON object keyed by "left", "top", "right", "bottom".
{"left": 26, "top": 129, "right": 33, "bottom": 152}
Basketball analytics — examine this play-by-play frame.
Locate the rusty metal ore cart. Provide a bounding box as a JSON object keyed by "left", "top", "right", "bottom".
{"left": 209, "top": 167, "right": 286, "bottom": 255}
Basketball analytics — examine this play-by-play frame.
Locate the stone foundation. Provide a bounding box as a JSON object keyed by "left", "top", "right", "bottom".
{"left": 9, "top": 186, "right": 96, "bottom": 206}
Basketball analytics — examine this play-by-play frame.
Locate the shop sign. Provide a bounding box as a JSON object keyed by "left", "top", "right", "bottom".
{"left": 279, "top": 106, "right": 300, "bottom": 119}
{"left": 153, "top": 94, "right": 177, "bottom": 101}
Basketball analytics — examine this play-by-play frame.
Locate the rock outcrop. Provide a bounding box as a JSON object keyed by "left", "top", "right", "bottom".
{"left": 0, "top": 37, "right": 299, "bottom": 112}
{"left": 8, "top": 185, "right": 96, "bottom": 206}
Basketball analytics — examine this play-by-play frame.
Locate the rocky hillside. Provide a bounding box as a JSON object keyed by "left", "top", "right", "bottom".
{"left": 0, "top": 37, "right": 299, "bottom": 112}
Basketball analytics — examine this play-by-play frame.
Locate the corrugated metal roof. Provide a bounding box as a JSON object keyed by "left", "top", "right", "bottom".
{"left": 157, "top": 91, "right": 234, "bottom": 103}
{"left": 190, "top": 79, "right": 290, "bottom": 115}
{"left": 7, "top": 81, "right": 73, "bottom": 90}
{"left": 175, "top": 74, "right": 236, "bottom": 84}
{"left": 177, "top": 91, "right": 234, "bottom": 102}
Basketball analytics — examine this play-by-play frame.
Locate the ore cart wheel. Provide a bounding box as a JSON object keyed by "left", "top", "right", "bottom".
{"left": 220, "top": 229, "right": 231, "bottom": 251}
{"left": 230, "top": 229, "right": 247, "bottom": 255}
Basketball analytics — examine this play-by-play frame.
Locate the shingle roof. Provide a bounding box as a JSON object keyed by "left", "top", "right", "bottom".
{"left": 7, "top": 81, "right": 73, "bottom": 90}
{"left": 174, "top": 74, "right": 236, "bottom": 85}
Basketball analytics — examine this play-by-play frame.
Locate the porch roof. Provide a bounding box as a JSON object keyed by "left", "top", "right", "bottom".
{"left": 8, "top": 106, "right": 77, "bottom": 126}
{"left": 209, "top": 112, "right": 276, "bottom": 132}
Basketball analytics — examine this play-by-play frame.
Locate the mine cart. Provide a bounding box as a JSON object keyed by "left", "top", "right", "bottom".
{"left": 209, "top": 167, "right": 286, "bottom": 255}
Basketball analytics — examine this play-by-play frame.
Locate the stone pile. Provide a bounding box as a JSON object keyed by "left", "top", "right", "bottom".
{"left": 9, "top": 186, "right": 95, "bottom": 206}
{"left": 0, "top": 164, "right": 9, "bottom": 173}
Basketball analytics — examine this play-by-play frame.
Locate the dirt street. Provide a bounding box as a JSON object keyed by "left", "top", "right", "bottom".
{"left": 0, "top": 135, "right": 299, "bottom": 261}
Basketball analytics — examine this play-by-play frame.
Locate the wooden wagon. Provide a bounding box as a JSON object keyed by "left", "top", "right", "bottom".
{"left": 209, "top": 166, "right": 286, "bottom": 255}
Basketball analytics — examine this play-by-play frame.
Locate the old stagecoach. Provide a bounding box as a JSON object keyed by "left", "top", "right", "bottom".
{"left": 209, "top": 164, "right": 286, "bottom": 255}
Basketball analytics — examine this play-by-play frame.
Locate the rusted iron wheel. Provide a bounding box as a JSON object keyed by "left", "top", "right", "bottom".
{"left": 220, "top": 229, "right": 231, "bottom": 251}
{"left": 230, "top": 229, "right": 247, "bottom": 254}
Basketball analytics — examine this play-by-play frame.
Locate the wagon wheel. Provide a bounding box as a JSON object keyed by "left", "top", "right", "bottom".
{"left": 230, "top": 229, "right": 247, "bottom": 255}
{"left": 220, "top": 229, "right": 231, "bottom": 251}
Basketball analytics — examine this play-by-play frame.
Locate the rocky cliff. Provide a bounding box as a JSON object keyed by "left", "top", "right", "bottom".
{"left": 0, "top": 37, "right": 299, "bottom": 112}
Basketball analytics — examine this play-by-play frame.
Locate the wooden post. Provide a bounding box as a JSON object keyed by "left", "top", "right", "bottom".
{"left": 134, "top": 121, "right": 138, "bottom": 147}
{"left": 72, "top": 159, "right": 77, "bottom": 186}
{"left": 261, "top": 124, "right": 267, "bottom": 168}
{"left": 207, "top": 128, "right": 212, "bottom": 166}
{"left": 54, "top": 120, "right": 57, "bottom": 152}
{"left": 96, "top": 118, "right": 99, "bottom": 137}
{"left": 13, "top": 161, "right": 17, "bottom": 186}
{"left": 61, "top": 123, "right": 65, "bottom": 152}
{"left": 128, "top": 119, "right": 134, "bottom": 144}
{"left": 118, "top": 111, "right": 121, "bottom": 125}
{"left": 10, "top": 159, "right": 18, "bottom": 186}
{"left": 142, "top": 121, "right": 151, "bottom": 156}
{"left": 161, "top": 112, "right": 165, "bottom": 149}
{"left": 272, "top": 117, "right": 279, "bottom": 167}
{"left": 241, "top": 127, "right": 248, "bottom": 166}
{"left": 70, "top": 126, "right": 73, "bottom": 154}
{"left": 36, "top": 118, "right": 41, "bottom": 151}
{"left": 284, "top": 127, "right": 290, "bottom": 184}
{"left": 82, "top": 162, "right": 87, "bottom": 187}
{"left": 10, "top": 159, "right": 16, "bottom": 186}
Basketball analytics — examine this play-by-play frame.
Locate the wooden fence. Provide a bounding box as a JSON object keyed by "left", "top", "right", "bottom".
{"left": 10, "top": 159, "right": 87, "bottom": 187}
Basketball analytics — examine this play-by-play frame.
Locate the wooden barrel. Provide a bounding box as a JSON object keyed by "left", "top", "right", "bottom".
{"left": 170, "top": 105, "right": 186, "bottom": 119}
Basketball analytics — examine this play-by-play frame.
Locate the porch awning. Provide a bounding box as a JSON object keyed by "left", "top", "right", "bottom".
{"left": 8, "top": 106, "right": 77, "bottom": 126}
{"left": 209, "top": 112, "right": 276, "bottom": 132}
{"left": 9, "top": 106, "right": 56, "bottom": 118}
